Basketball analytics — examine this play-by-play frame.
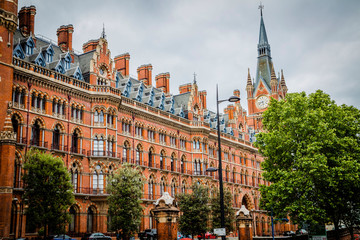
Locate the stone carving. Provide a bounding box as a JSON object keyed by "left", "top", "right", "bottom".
{"left": 155, "top": 192, "right": 174, "bottom": 206}
{"left": 236, "top": 205, "right": 250, "bottom": 216}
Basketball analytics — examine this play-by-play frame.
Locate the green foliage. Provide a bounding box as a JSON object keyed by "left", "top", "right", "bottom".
{"left": 177, "top": 183, "right": 210, "bottom": 237}
{"left": 23, "top": 149, "right": 74, "bottom": 236}
{"left": 106, "top": 163, "right": 145, "bottom": 239}
{"left": 256, "top": 90, "right": 360, "bottom": 231}
{"left": 210, "top": 188, "right": 235, "bottom": 233}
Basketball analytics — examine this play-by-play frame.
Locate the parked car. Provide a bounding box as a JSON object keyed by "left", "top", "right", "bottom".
{"left": 81, "top": 233, "right": 111, "bottom": 240}
{"left": 53, "top": 235, "right": 76, "bottom": 240}
{"left": 177, "top": 232, "right": 191, "bottom": 240}
{"left": 284, "top": 231, "right": 296, "bottom": 236}
{"left": 296, "top": 229, "right": 308, "bottom": 235}
{"left": 197, "top": 232, "right": 217, "bottom": 239}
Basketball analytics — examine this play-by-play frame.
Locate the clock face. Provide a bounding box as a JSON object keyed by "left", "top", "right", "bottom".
{"left": 256, "top": 95, "right": 269, "bottom": 109}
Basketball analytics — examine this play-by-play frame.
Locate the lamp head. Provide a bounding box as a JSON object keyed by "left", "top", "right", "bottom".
{"left": 228, "top": 96, "right": 241, "bottom": 103}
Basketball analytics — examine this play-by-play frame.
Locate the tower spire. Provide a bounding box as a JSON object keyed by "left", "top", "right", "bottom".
{"left": 101, "top": 23, "right": 106, "bottom": 39}
{"left": 247, "top": 68, "right": 252, "bottom": 86}
{"left": 258, "top": 2, "right": 264, "bottom": 17}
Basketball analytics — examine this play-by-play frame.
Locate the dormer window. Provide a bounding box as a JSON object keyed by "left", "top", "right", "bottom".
{"left": 45, "top": 45, "right": 54, "bottom": 63}
{"left": 25, "top": 37, "right": 35, "bottom": 56}
{"left": 64, "top": 52, "right": 72, "bottom": 70}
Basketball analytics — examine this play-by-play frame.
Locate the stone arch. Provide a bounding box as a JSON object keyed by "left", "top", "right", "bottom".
{"left": 89, "top": 161, "right": 107, "bottom": 172}
{"left": 71, "top": 126, "right": 83, "bottom": 137}
{"left": 52, "top": 121, "right": 66, "bottom": 133}
{"left": 241, "top": 193, "right": 254, "bottom": 210}
{"left": 70, "top": 159, "right": 83, "bottom": 171}
{"left": 10, "top": 111, "right": 24, "bottom": 124}
{"left": 30, "top": 116, "right": 46, "bottom": 128}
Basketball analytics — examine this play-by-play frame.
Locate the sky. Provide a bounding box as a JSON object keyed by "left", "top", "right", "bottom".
{"left": 21, "top": 0, "right": 360, "bottom": 112}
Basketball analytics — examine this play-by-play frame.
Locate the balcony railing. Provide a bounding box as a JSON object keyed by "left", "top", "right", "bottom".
{"left": 51, "top": 143, "right": 67, "bottom": 151}
{"left": 87, "top": 150, "right": 120, "bottom": 158}
{"left": 70, "top": 147, "right": 86, "bottom": 155}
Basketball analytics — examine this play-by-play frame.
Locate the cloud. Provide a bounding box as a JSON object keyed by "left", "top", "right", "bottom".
{"left": 22, "top": 0, "right": 360, "bottom": 111}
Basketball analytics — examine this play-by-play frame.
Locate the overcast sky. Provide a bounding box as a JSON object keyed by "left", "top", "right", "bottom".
{"left": 21, "top": 0, "right": 360, "bottom": 112}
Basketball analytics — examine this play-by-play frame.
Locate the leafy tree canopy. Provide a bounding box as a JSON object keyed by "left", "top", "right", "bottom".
{"left": 23, "top": 149, "right": 74, "bottom": 236}
{"left": 210, "top": 188, "right": 235, "bottom": 234}
{"left": 177, "top": 183, "right": 210, "bottom": 238}
{"left": 256, "top": 90, "right": 360, "bottom": 233}
{"left": 106, "top": 163, "right": 145, "bottom": 240}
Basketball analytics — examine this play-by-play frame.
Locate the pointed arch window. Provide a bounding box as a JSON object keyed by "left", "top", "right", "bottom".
{"left": 31, "top": 120, "right": 41, "bottom": 146}
{"left": 148, "top": 149, "right": 154, "bottom": 167}
{"left": 52, "top": 125, "right": 61, "bottom": 150}
{"left": 181, "top": 157, "right": 185, "bottom": 173}
{"left": 87, "top": 207, "right": 95, "bottom": 233}
{"left": 72, "top": 129, "right": 80, "bottom": 153}
{"left": 160, "top": 178, "right": 165, "bottom": 196}
{"left": 171, "top": 179, "right": 176, "bottom": 197}
{"left": 136, "top": 145, "right": 142, "bottom": 165}
{"left": 93, "top": 165, "right": 104, "bottom": 194}
{"left": 171, "top": 155, "right": 175, "bottom": 171}
{"left": 94, "top": 110, "right": 99, "bottom": 123}
{"left": 160, "top": 151, "right": 165, "bottom": 170}
{"left": 148, "top": 177, "right": 155, "bottom": 200}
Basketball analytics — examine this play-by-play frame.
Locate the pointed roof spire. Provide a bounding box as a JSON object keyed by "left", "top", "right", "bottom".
{"left": 271, "top": 64, "right": 276, "bottom": 81}
{"left": 193, "top": 72, "right": 197, "bottom": 84}
{"left": 258, "top": 3, "right": 268, "bottom": 46}
{"left": 101, "top": 23, "right": 106, "bottom": 39}
{"left": 247, "top": 68, "right": 252, "bottom": 86}
{"left": 280, "top": 69, "right": 286, "bottom": 86}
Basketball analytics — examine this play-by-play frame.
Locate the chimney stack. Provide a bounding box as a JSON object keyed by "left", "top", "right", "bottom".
{"left": 179, "top": 83, "right": 192, "bottom": 94}
{"left": 82, "top": 39, "right": 99, "bottom": 53}
{"left": 114, "top": 53, "right": 130, "bottom": 77}
{"left": 155, "top": 72, "right": 170, "bottom": 94}
{"left": 137, "top": 64, "right": 153, "bottom": 86}
{"left": 18, "top": 5, "right": 36, "bottom": 36}
{"left": 57, "top": 24, "right": 74, "bottom": 52}
{"left": 199, "top": 90, "right": 207, "bottom": 109}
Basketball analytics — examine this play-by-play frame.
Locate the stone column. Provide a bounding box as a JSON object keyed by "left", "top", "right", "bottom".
{"left": 151, "top": 192, "right": 179, "bottom": 240}
{"left": 0, "top": 103, "right": 16, "bottom": 238}
{"left": 236, "top": 205, "right": 253, "bottom": 240}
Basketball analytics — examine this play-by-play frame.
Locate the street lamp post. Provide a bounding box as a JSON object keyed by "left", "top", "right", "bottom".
{"left": 207, "top": 85, "right": 240, "bottom": 240}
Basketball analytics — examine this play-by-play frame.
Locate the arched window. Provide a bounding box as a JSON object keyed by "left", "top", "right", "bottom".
{"left": 31, "top": 120, "right": 41, "bottom": 146}
{"left": 94, "top": 110, "right": 99, "bottom": 123}
{"left": 171, "top": 154, "right": 175, "bottom": 171}
{"left": 181, "top": 157, "right": 185, "bottom": 173}
{"left": 52, "top": 124, "right": 61, "bottom": 150}
{"left": 87, "top": 207, "right": 95, "bottom": 233}
{"left": 71, "top": 163, "right": 79, "bottom": 193}
{"left": 171, "top": 179, "right": 176, "bottom": 197}
{"left": 107, "top": 138, "right": 114, "bottom": 157}
{"left": 11, "top": 115, "right": 20, "bottom": 143}
{"left": 93, "top": 165, "right": 104, "bottom": 194}
{"left": 123, "top": 142, "right": 130, "bottom": 162}
{"left": 160, "top": 151, "right": 165, "bottom": 170}
{"left": 10, "top": 203, "right": 16, "bottom": 234}
{"left": 148, "top": 149, "right": 154, "bottom": 167}
{"left": 245, "top": 170, "right": 248, "bottom": 185}
{"left": 99, "top": 110, "right": 104, "bottom": 123}
{"left": 181, "top": 181, "right": 186, "bottom": 194}
{"left": 69, "top": 206, "right": 77, "bottom": 232}
{"left": 148, "top": 176, "right": 155, "bottom": 200}
{"left": 99, "top": 136, "right": 104, "bottom": 156}
{"left": 72, "top": 129, "right": 80, "bottom": 153}
{"left": 136, "top": 145, "right": 142, "bottom": 165}
{"left": 160, "top": 178, "right": 165, "bottom": 196}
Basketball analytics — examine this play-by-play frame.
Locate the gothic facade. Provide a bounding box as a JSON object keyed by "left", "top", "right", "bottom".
{"left": 0, "top": 2, "right": 293, "bottom": 239}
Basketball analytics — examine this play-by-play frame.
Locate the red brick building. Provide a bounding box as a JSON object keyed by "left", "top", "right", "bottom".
{"left": 0, "top": 2, "right": 294, "bottom": 239}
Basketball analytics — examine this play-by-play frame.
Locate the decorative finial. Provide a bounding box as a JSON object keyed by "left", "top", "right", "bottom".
{"left": 258, "top": 2, "right": 264, "bottom": 16}
{"left": 101, "top": 23, "right": 106, "bottom": 39}
{"left": 193, "top": 72, "right": 197, "bottom": 84}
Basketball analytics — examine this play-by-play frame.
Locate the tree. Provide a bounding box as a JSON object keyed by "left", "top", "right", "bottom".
{"left": 177, "top": 183, "right": 210, "bottom": 239}
{"left": 23, "top": 149, "right": 74, "bottom": 237}
{"left": 106, "top": 163, "right": 145, "bottom": 240}
{"left": 210, "top": 188, "right": 235, "bottom": 235}
{"left": 256, "top": 90, "right": 360, "bottom": 240}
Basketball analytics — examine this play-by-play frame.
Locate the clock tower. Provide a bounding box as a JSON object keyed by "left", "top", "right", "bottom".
{"left": 246, "top": 4, "right": 288, "bottom": 137}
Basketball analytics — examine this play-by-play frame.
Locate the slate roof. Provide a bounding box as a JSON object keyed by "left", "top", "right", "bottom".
{"left": 12, "top": 30, "right": 235, "bottom": 134}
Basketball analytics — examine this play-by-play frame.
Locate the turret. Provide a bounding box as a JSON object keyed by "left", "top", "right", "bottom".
{"left": 246, "top": 68, "right": 254, "bottom": 97}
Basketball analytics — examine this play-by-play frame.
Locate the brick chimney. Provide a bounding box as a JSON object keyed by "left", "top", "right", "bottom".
{"left": 57, "top": 24, "right": 74, "bottom": 52}
{"left": 179, "top": 83, "right": 192, "bottom": 94}
{"left": 199, "top": 90, "right": 207, "bottom": 109}
{"left": 155, "top": 72, "right": 170, "bottom": 94}
{"left": 114, "top": 53, "right": 130, "bottom": 77}
{"left": 82, "top": 39, "right": 99, "bottom": 53}
{"left": 18, "top": 5, "right": 36, "bottom": 36}
{"left": 137, "top": 64, "right": 152, "bottom": 86}
{"left": 224, "top": 105, "right": 235, "bottom": 120}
